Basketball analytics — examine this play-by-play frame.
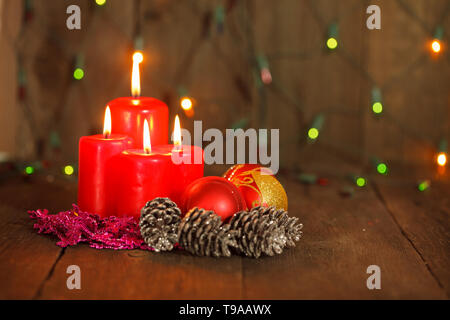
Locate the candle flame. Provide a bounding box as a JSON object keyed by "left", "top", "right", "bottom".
{"left": 173, "top": 115, "right": 182, "bottom": 147}
{"left": 131, "top": 52, "right": 143, "bottom": 97}
{"left": 143, "top": 119, "right": 151, "bottom": 154}
{"left": 103, "top": 106, "right": 111, "bottom": 138}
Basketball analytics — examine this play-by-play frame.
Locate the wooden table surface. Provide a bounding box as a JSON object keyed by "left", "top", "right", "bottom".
{"left": 0, "top": 161, "right": 448, "bottom": 300}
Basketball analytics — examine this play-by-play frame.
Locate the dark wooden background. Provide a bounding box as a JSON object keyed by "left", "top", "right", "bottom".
{"left": 0, "top": 0, "right": 449, "bottom": 170}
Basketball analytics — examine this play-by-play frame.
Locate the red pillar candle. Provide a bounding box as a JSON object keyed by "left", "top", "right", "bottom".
{"left": 152, "top": 116, "right": 204, "bottom": 207}
{"left": 78, "top": 107, "right": 133, "bottom": 217}
{"left": 107, "top": 52, "right": 168, "bottom": 148}
{"left": 112, "top": 116, "right": 204, "bottom": 218}
{"left": 111, "top": 119, "right": 173, "bottom": 218}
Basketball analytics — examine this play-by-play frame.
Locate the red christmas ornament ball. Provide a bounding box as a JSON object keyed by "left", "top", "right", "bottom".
{"left": 181, "top": 176, "right": 247, "bottom": 221}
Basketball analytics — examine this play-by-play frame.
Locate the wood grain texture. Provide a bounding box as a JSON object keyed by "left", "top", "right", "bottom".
{"left": 38, "top": 248, "right": 243, "bottom": 299}
{"left": 0, "top": 204, "right": 62, "bottom": 299}
{"left": 241, "top": 178, "right": 446, "bottom": 299}
{"left": 373, "top": 180, "right": 450, "bottom": 296}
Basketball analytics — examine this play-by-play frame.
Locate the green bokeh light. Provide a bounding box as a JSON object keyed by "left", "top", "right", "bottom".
{"left": 95, "top": 0, "right": 106, "bottom": 5}
{"left": 73, "top": 68, "right": 84, "bottom": 80}
{"left": 326, "top": 37, "right": 338, "bottom": 50}
{"left": 418, "top": 181, "right": 429, "bottom": 192}
{"left": 308, "top": 128, "right": 319, "bottom": 139}
{"left": 377, "top": 163, "right": 388, "bottom": 175}
{"left": 64, "top": 165, "right": 74, "bottom": 176}
{"left": 25, "top": 166, "right": 34, "bottom": 175}
{"left": 372, "top": 102, "right": 383, "bottom": 114}
{"left": 356, "top": 177, "right": 366, "bottom": 187}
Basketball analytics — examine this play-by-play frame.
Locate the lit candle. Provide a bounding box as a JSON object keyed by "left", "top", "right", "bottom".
{"left": 107, "top": 52, "right": 168, "bottom": 148}
{"left": 111, "top": 116, "right": 204, "bottom": 218}
{"left": 78, "top": 106, "right": 133, "bottom": 217}
{"left": 152, "top": 115, "right": 204, "bottom": 207}
{"left": 111, "top": 119, "right": 174, "bottom": 218}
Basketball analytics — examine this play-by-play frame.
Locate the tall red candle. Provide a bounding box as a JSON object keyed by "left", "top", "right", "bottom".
{"left": 78, "top": 107, "right": 133, "bottom": 217}
{"left": 107, "top": 52, "right": 168, "bottom": 148}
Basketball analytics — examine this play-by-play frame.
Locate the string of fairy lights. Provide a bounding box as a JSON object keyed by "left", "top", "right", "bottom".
{"left": 1, "top": 0, "right": 448, "bottom": 193}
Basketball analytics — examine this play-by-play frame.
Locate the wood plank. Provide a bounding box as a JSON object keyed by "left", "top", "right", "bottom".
{"left": 0, "top": 176, "right": 77, "bottom": 299}
{"left": 0, "top": 204, "right": 62, "bottom": 299}
{"left": 374, "top": 180, "right": 450, "bottom": 296}
{"left": 38, "top": 247, "right": 243, "bottom": 299}
{"left": 240, "top": 177, "right": 447, "bottom": 299}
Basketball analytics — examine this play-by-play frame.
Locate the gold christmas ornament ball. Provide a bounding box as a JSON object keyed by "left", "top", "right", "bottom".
{"left": 223, "top": 164, "right": 288, "bottom": 210}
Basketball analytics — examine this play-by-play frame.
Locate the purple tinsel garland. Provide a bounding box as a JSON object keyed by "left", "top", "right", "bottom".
{"left": 28, "top": 205, "right": 153, "bottom": 251}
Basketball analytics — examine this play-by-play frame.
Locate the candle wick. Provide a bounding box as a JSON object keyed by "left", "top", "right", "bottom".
{"left": 104, "top": 133, "right": 110, "bottom": 139}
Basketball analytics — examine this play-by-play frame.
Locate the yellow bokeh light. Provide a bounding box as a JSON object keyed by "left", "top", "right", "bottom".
{"left": 64, "top": 165, "right": 74, "bottom": 176}
{"left": 308, "top": 128, "right": 319, "bottom": 139}
{"left": 95, "top": 0, "right": 106, "bottom": 6}
{"left": 181, "top": 97, "right": 193, "bottom": 110}
{"left": 327, "top": 37, "right": 338, "bottom": 50}
{"left": 437, "top": 152, "right": 447, "bottom": 166}
{"left": 431, "top": 40, "right": 441, "bottom": 53}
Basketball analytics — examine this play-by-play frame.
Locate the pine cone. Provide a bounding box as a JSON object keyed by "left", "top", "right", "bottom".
{"left": 139, "top": 198, "right": 181, "bottom": 252}
{"left": 253, "top": 206, "right": 303, "bottom": 247}
{"left": 229, "top": 209, "right": 286, "bottom": 258}
{"left": 178, "top": 208, "right": 237, "bottom": 257}
{"left": 229, "top": 206, "right": 303, "bottom": 258}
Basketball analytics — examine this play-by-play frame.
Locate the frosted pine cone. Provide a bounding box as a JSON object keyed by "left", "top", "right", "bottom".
{"left": 178, "top": 208, "right": 237, "bottom": 257}
{"left": 139, "top": 198, "right": 181, "bottom": 252}
{"left": 253, "top": 206, "right": 303, "bottom": 247}
{"left": 229, "top": 209, "right": 287, "bottom": 258}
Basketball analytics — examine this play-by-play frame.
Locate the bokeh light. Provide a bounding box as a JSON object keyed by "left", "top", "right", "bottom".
{"left": 95, "top": 0, "right": 106, "bottom": 6}
{"left": 180, "top": 97, "right": 193, "bottom": 110}
{"left": 73, "top": 68, "right": 84, "bottom": 80}
{"left": 418, "top": 180, "right": 430, "bottom": 192}
{"left": 372, "top": 102, "right": 383, "bottom": 114}
{"left": 25, "top": 166, "right": 34, "bottom": 175}
{"left": 356, "top": 177, "right": 366, "bottom": 187}
{"left": 326, "top": 37, "right": 338, "bottom": 50}
{"left": 308, "top": 128, "right": 319, "bottom": 139}
{"left": 261, "top": 67, "right": 273, "bottom": 84}
{"left": 437, "top": 152, "right": 447, "bottom": 166}
{"left": 64, "top": 165, "right": 74, "bottom": 176}
{"left": 431, "top": 39, "right": 441, "bottom": 53}
{"left": 377, "top": 163, "right": 388, "bottom": 175}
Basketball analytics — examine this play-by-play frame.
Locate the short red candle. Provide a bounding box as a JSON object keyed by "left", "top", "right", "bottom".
{"left": 107, "top": 97, "right": 168, "bottom": 148}
{"left": 78, "top": 134, "right": 133, "bottom": 217}
{"left": 152, "top": 144, "right": 204, "bottom": 207}
{"left": 109, "top": 149, "right": 174, "bottom": 218}
{"left": 111, "top": 116, "right": 204, "bottom": 218}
